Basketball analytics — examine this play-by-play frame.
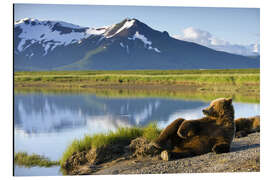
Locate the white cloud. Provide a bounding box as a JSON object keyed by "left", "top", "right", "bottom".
{"left": 173, "top": 27, "right": 260, "bottom": 56}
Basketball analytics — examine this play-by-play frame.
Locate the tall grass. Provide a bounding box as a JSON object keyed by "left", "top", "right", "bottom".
{"left": 15, "top": 73, "right": 259, "bottom": 86}
{"left": 60, "top": 123, "right": 161, "bottom": 167}
{"left": 15, "top": 68, "right": 260, "bottom": 76}
{"left": 14, "top": 152, "right": 59, "bottom": 167}
{"left": 14, "top": 69, "right": 260, "bottom": 86}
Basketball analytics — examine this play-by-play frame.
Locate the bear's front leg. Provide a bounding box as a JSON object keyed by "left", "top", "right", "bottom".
{"left": 177, "top": 121, "right": 197, "bottom": 139}
{"left": 152, "top": 118, "right": 185, "bottom": 150}
{"left": 212, "top": 143, "right": 230, "bottom": 154}
{"left": 160, "top": 149, "right": 195, "bottom": 161}
{"left": 160, "top": 150, "right": 170, "bottom": 161}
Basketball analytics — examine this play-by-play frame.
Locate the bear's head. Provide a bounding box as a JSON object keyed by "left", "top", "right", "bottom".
{"left": 202, "top": 98, "right": 234, "bottom": 119}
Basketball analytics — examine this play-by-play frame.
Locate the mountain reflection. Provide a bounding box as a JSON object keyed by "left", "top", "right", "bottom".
{"left": 14, "top": 93, "right": 207, "bottom": 134}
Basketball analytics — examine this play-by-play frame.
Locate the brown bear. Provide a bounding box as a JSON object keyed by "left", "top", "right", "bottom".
{"left": 152, "top": 98, "right": 235, "bottom": 161}
{"left": 234, "top": 116, "right": 260, "bottom": 138}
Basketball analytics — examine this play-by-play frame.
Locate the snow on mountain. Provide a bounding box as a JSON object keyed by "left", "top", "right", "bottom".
{"left": 86, "top": 27, "right": 107, "bottom": 35}
{"left": 15, "top": 18, "right": 87, "bottom": 54}
{"left": 15, "top": 18, "right": 84, "bottom": 29}
{"left": 15, "top": 18, "right": 109, "bottom": 55}
{"left": 15, "top": 18, "right": 162, "bottom": 56}
{"left": 128, "top": 31, "right": 161, "bottom": 53}
{"left": 120, "top": 42, "right": 125, "bottom": 48}
{"left": 149, "top": 47, "right": 161, "bottom": 53}
{"left": 105, "top": 19, "right": 135, "bottom": 38}
{"left": 129, "top": 31, "right": 152, "bottom": 46}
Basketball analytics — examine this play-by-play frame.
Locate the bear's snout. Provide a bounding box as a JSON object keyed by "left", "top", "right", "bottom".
{"left": 202, "top": 109, "right": 208, "bottom": 115}
{"left": 203, "top": 109, "right": 208, "bottom": 114}
{"left": 202, "top": 109, "right": 210, "bottom": 115}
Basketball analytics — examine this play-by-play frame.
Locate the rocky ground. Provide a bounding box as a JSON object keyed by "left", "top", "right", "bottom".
{"left": 65, "top": 132, "right": 259, "bottom": 175}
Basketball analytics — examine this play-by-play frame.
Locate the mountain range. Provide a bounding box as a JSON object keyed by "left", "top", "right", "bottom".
{"left": 14, "top": 18, "right": 260, "bottom": 71}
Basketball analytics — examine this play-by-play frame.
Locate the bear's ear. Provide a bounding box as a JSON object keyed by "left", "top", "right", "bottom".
{"left": 226, "top": 98, "right": 232, "bottom": 104}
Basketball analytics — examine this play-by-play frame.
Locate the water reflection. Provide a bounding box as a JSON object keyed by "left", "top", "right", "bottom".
{"left": 14, "top": 92, "right": 260, "bottom": 176}
{"left": 14, "top": 165, "right": 61, "bottom": 176}
{"left": 14, "top": 93, "right": 209, "bottom": 134}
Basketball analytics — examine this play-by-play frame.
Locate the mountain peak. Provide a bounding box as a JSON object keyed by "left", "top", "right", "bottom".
{"left": 104, "top": 18, "right": 136, "bottom": 38}
{"left": 15, "top": 18, "right": 87, "bottom": 30}
{"left": 15, "top": 18, "right": 38, "bottom": 26}
{"left": 103, "top": 18, "right": 157, "bottom": 39}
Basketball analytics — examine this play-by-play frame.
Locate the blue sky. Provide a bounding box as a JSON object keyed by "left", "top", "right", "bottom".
{"left": 14, "top": 4, "right": 260, "bottom": 55}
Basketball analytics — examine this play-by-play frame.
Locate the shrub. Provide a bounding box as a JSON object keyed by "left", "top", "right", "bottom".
{"left": 14, "top": 152, "right": 59, "bottom": 167}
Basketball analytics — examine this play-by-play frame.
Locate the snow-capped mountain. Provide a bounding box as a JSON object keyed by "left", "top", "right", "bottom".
{"left": 14, "top": 18, "right": 259, "bottom": 71}
{"left": 14, "top": 18, "right": 106, "bottom": 56}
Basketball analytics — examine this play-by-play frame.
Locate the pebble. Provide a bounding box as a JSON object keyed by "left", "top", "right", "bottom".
{"left": 119, "top": 133, "right": 260, "bottom": 174}
{"left": 88, "top": 133, "right": 259, "bottom": 175}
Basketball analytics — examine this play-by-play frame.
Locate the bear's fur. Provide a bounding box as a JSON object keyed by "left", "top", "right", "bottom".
{"left": 235, "top": 116, "right": 260, "bottom": 138}
{"left": 152, "top": 98, "right": 235, "bottom": 160}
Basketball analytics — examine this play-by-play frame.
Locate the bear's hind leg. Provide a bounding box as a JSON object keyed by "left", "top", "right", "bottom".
{"left": 235, "top": 130, "right": 248, "bottom": 138}
{"left": 212, "top": 143, "right": 230, "bottom": 154}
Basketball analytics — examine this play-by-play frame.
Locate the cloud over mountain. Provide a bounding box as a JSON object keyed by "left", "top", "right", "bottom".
{"left": 173, "top": 27, "right": 260, "bottom": 56}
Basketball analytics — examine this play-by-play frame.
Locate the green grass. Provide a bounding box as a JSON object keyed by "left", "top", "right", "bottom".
{"left": 14, "top": 69, "right": 260, "bottom": 87}
{"left": 60, "top": 123, "right": 161, "bottom": 167}
{"left": 15, "top": 74, "right": 259, "bottom": 85}
{"left": 15, "top": 68, "right": 260, "bottom": 76}
{"left": 14, "top": 152, "right": 59, "bottom": 168}
{"left": 142, "top": 123, "right": 161, "bottom": 140}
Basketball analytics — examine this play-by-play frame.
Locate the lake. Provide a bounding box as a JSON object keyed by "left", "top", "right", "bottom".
{"left": 14, "top": 91, "right": 260, "bottom": 176}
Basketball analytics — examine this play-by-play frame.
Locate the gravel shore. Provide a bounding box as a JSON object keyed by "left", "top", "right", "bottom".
{"left": 91, "top": 132, "right": 259, "bottom": 175}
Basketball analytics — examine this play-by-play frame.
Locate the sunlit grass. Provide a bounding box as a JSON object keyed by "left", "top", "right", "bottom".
{"left": 14, "top": 152, "right": 59, "bottom": 167}
{"left": 14, "top": 69, "right": 259, "bottom": 85}
{"left": 60, "top": 123, "right": 161, "bottom": 167}
{"left": 14, "top": 74, "right": 259, "bottom": 85}
{"left": 14, "top": 68, "right": 260, "bottom": 76}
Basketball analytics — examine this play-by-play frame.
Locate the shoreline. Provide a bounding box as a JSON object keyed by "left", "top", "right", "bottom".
{"left": 14, "top": 83, "right": 260, "bottom": 103}
{"left": 14, "top": 69, "right": 260, "bottom": 99}
{"left": 14, "top": 132, "right": 260, "bottom": 175}
{"left": 14, "top": 119, "right": 260, "bottom": 176}
{"left": 63, "top": 132, "right": 260, "bottom": 175}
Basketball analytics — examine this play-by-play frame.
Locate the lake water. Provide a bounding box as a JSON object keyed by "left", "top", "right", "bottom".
{"left": 14, "top": 92, "right": 260, "bottom": 176}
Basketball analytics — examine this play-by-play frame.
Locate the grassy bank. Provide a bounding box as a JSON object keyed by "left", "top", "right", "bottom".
{"left": 14, "top": 152, "right": 59, "bottom": 167}
{"left": 60, "top": 123, "right": 161, "bottom": 167}
{"left": 14, "top": 69, "right": 260, "bottom": 87}
{"left": 15, "top": 69, "right": 260, "bottom": 76}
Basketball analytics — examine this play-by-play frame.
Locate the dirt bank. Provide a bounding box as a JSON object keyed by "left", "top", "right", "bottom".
{"left": 64, "top": 132, "right": 259, "bottom": 175}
